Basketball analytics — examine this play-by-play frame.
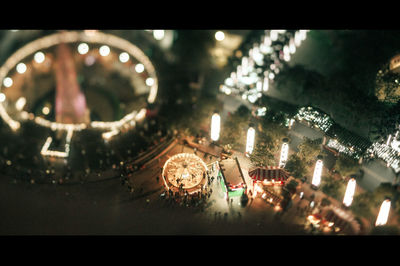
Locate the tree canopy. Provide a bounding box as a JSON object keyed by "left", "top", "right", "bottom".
{"left": 334, "top": 154, "right": 360, "bottom": 178}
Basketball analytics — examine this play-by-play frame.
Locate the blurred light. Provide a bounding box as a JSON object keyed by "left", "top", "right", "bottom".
{"left": 34, "top": 52, "right": 45, "bottom": 63}
{"left": 153, "top": 30, "right": 165, "bottom": 40}
{"left": 375, "top": 199, "right": 391, "bottom": 226}
{"left": 268, "top": 72, "right": 275, "bottom": 80}
{"left": 135, "top": 63, "right": 144, "bottom": 73}
{"left": 241, "top": 57, "right": 249, "bottom": 76}
{"left": 252, "top": 47, "right": 264, "bottom": 65}
{"left": 84, "top": 30, "right": 98, "bottom": 36}
{"left": 248, "top": 94, "right": 257, "bottom": 103}
{"left": 256, "top": 80, "right": 262, "bottom": 91}
{"left": 256, "top": 107, "right": 267, "bottom": 116}
{"left": 311, "top": 159, "right": 323, "bottom": 187}
{"left": 263, "top": 35, "right": 271, "bottom": 46}
{"left": 119, "top": 52, "right": 129, "bottom": 63}
{"left": 242, "top": 94, "right": 247, "bottom": 100}
{"left": 146, "top": 77, "right": 154, "bottom": 86}
{"left": 279, "top": 142, "right": 289, "bottom": 168}
{"left": 246, "top": 126, "right": 255, "bottom": 156}
{"left": 224, "top": 77, "right": 234, "bottom": 87}
{"left": 15, "top": 97, "right": 26, "bottom": 111}
{"left": 299, "top": 30, "right": 307, "bottom": 41}
{"left": 294, "top": 31, "right": 302, "bottom": 46}
{"left": 0, "top": 93, "right": 5, "bottom": 102}
{"left": 99, "top": 45, "right": 110, "bottom": 56}
{"left": 16, "top": 63, "right": 27, "bottom": 74}
{"left": 236, "top": 65, "right": 242, "bottom": 80}
{"left": 102, "top": 129, "right": 120, "bottom": 140}
{"left": 77, "top": 43, "right": 89, "bottom": 55}
{"left": 263, "top": 75, "right": 269, "bottom": 91}
{"left": 343, "top": 178, "right": 356, "bottom": 207}
{"left": 283, "top": 45, "right": 290, "bottom": 55}
{"left": 224, "top": 86, "right": 231, "bottom": 95}
{"left": 289, "top": 38, "right": 296, "bottom": 54}
{"left": 270, "top": 30, "right": 278, "bottom": 41}
{"left": 260, "top": 43, "right": 270, "bottom": 54}
{"left": 215, "top": 31, "right": 225, "bottom": 41}
{"left": 42, "top": 106, "right": 50, "bottom": 115}
{"left": 3, "top": 77, "right": 13, "bottom": 87}
{"left": 211, "top": 113, "right": 220, "bottom": 141}
{"left": 85, "top": 55, "right": 95, "bottom": 66}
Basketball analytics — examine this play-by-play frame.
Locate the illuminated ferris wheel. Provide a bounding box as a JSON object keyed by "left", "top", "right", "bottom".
{"left": 0, "top": 30, "right": 159, "bottom": 158}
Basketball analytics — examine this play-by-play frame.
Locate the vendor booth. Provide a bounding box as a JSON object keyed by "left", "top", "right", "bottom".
{"left": 217, "top": 157, "right": 247, "bottom": 200}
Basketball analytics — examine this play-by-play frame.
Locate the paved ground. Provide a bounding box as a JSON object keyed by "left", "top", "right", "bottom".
{"left": 0, "top": 139, "right": 308, "bottom": 235}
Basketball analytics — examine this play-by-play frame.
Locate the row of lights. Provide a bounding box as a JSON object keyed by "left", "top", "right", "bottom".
{"left": 0, "top": 31, "right": 158, "bottom": 133}
{"left": 1, "top": 42, "right": 153, "bottom": 99}
{"left": 219, "top": 29, "right": 309, "bottom": 104}
{"left": 145, "top": 30, "right": 166, "bottom": 41}
{"left": 211, "top": 112, "right": 391, "bottom": 227}
{"left": 77, "top": 42, "right": 152, "bottom": 86}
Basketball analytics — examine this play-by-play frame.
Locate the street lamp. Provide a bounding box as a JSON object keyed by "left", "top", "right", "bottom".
{"left": 343, "top": 177, "right": 356, "bottom": 207}
{"left": 263, "top": 73, "right": 269, "bottom": 92}
{"left": 215, "top": 31, "right": 225, "bottom": 41}
{"left": 211, "top": 112, "right": 221, "bottom": 142}
{"left": 311, "top": 155, "right": 323, "bottom": 188}
{"left": 246, "top": 124, "right": 255, "bottom": 157}
{"left": 279, "top": 138, "right": 289, "bottom": 168}
{"left": 375, "top": 198, "right": 391, "bottom": 226}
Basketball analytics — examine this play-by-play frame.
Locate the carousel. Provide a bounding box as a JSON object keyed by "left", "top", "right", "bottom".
{"left": 162, "top": 153, "right": 208, "bottom": 193}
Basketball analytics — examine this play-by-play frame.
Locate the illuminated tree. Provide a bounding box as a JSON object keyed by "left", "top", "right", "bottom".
{"left": 220, "top": 105, "right": 251, "bottom": 150}
{"left": 375, "top": 63, "right": 400, "bottom": 104}
{"left": 285, "top": 154, "right": 307, "bottom": 179}
{"left": 334, "top": 154, "right": 360, "bottom": 178}
{"left": 297, "top": 137, "right": 322, "bottom": 166}
{"left": 248, "top": 133, "right": 277, "bottom": 167}
{"left": 321, "top": 175, "right": 346, "bottom": 201}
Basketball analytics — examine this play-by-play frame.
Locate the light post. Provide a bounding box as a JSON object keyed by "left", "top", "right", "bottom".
{"left": 279, "top": 138, "right": 289, "bottom": 168}
{"left": 343, "top": 177, "right": 356, "bottom": 207}
{"left": 311, "top": 155, "right": 323, "bottom": 189}
{"left": 375, "top": 197, "right": 391, "bottom": 226}
{"left": 210, "top": 112, "right": 221, "bottom": 142}
{"left": 246, "top": 124, "right": 255, "bottom": 157}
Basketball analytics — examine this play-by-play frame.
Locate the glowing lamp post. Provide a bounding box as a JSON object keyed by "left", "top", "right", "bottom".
{"left": 343, "top": 177, "right": 356, "bottom": 207}
{"left": 375, "top": 198, "right": 391, "bottom": 226}
{"left": 246, "top": 125, "right": 255, "bottom": 157}
{"left": 279, "top": 138, "right": 289, "bottom": 168}
{"left": 263, "top": 75, "right": 269, "bottom": 92}
{"left": 270, "top": 30, "right": 278, "bottom": 41}
{"left": 210, "top": 112, "right": 220, "bottom": 142}
{"left": 311, "top": 155, "right": 323, "bottom": 188}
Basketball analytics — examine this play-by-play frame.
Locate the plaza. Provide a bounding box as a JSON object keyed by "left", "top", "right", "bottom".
{"left": 1, "top": 29, "right": 400, "bottom": 236}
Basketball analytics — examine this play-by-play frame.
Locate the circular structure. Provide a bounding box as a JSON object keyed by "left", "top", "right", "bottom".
{"left": 0, "top": 30, "right": 158, "bottom": 132}
{"left": 162, "top": 153, "right": 208, "bottom": 191}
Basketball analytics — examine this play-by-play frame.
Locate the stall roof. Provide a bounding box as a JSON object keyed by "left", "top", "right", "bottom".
{"left": 248, "top": 166, "right": 290, "bottom": 182}
{"left": 219, "top": 157, "right": 245, "bottom": 186}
